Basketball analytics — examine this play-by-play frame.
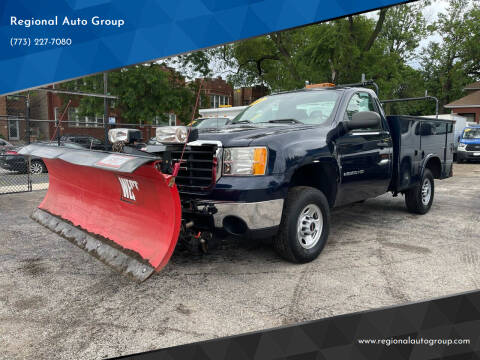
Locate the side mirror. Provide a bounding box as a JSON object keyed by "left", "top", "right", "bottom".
{"left": 346, "top": 111, "right": 381, "bottom": 131}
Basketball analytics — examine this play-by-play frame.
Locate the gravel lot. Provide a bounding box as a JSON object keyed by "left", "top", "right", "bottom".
{"left": 1, "top": 163, "right": 480, "bottom": 359}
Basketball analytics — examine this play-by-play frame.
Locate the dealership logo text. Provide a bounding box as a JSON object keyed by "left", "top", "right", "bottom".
{"left": 10, "top": 16, "right": 125, "bottom": 28}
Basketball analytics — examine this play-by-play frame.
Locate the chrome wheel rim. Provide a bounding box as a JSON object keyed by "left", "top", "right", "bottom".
{"left": 421, "top": 178, "right": 431, "bottom": 206}
{"left": 30, "top": 162, "right": 43, "bottom": 174}
{"left": 297, "top": 204, "right": 323, "bottom": 249}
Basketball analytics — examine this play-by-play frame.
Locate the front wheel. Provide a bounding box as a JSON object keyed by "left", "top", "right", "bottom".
{"left": 274, "top": 186, "right": 330, "bottom": 263}
{"left": 405, "top": 169, "right": 434, "bottom": 214}
{"left": 29, "top": 160, "right": 47, "bottom": 174}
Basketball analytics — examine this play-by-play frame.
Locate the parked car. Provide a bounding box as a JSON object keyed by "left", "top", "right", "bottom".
{"left": 456, "top": 126, "right": 480, "bottom": 163}
{"left": 0, "top": 141, "right": 84, "bottom": 174}
{"left": 194, "top": 117, "right": 230, "bottom": 129}
{"left": 147, "top": 137, "right": 159, "bottom": 145}
{"left": 0, "top": 138, "right": 14, "bottom": 155}
{"left": 60, "top": 135, "right": 105, "bottom": 150}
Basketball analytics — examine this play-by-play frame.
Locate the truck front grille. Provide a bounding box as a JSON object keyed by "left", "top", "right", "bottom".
{"left": 170, "top": 145, "right": 218, "bottom": 195}
{"left": 466, "top": 144, "right": 480, "bottom": 151}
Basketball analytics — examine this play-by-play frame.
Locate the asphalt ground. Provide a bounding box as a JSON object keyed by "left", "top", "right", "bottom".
{"left": 1, "top": 163, "right": 479, "bottom": 359}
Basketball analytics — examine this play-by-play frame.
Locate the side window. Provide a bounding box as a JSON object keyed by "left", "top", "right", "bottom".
{"left": 346, "top": 92, "right": 375, "bottom": 120}
{"left": 345, "top": 92, "right": 381, "bottom": 131}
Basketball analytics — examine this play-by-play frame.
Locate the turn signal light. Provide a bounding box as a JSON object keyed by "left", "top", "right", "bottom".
{"left": 252, "top": 147, "right": 267, "bottom": 175}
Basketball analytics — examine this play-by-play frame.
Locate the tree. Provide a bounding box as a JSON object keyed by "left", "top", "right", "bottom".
{"left": 421, "top": 0, "right": 480, "bottom": 108}
{"left": 192, "top": 1, "right": 430, "bottom": 103}
{"left": 59, "top": 63, "right": 196, "bottom": 124}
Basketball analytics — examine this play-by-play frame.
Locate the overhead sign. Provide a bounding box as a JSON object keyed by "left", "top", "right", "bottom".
{"left": 0, "top": 0, "right": 411, "bottom": 95}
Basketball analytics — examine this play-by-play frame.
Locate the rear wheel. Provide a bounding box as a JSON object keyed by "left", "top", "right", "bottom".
{"left": 405, "top": 169, "right": 434, "bottom": 214}
{"left": 274, "top": 186, "right": 330, "bottom": 263}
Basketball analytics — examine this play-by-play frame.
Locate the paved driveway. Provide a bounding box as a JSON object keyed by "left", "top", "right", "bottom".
{"left": 1, "top": 164, "right": 479, "bottom": 359}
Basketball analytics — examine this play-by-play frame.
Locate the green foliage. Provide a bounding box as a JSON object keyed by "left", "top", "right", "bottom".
{"left": 421, "top": 0, "right": 480, "bottom": 108}
{"left": 59, "top": 63, "right": 195, "bottom": 124}
{"left": 177, "top": 0, "right": 478, "bottom": 116}
{"left": 216, "top": 1, "right": 435, "bottom": 106}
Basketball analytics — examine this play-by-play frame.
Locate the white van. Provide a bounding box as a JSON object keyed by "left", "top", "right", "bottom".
{"left": 422, "top": 113, "right": 467, "bottom": 153}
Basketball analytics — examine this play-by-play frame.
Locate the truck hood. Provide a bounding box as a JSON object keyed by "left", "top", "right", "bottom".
{"left": 196, "top": 124, "right": 331, "bottom": 147}
{"left": 460, "top": 139, "right": 480, "bottom": 144}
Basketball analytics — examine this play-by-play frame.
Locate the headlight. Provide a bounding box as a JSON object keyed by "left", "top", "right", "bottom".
{"left": 458, "top": 142, "right": 467, "bottom": 150}
{"left": 156, "top": 126, "right": 188, "bottom": 144}
{"left": 108, "top": 128, "right": 129, "bottom": 143}
{"left": 108, "top": 128, "right": 142, "bottom": 144}
{"left": 223, "top": 147, "right": 267, "bottom": 176}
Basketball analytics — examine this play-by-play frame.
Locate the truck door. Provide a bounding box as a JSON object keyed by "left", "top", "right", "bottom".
{"left": 335, "top": 91, "right": 393, "bottom": 205}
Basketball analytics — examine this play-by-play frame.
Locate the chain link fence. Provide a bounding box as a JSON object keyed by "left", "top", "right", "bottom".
{"left": 0, "top": 116, "right": 160, "bottom": 195}
{"left": 0, "top": 88, "right": 170, "bottom": 195}
{"left": 0, "top": 154, "right": 49, "bottom": 195}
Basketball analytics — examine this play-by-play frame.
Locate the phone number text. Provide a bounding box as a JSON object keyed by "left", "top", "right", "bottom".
{"left": 10, "top": 38, "right": 72, "bottom": 47}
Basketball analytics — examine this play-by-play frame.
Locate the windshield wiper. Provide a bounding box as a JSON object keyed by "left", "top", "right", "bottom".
{"left": 265, "top": 118, "right": 303, "bottom": 124}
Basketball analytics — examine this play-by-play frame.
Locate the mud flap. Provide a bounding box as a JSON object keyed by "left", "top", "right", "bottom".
{"left": 19, "top": 145, "right": 181, "bottom": 281}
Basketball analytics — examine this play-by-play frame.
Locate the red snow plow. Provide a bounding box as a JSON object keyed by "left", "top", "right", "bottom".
{"left": 19, "top": 143, "right": 182, "bottom": 281}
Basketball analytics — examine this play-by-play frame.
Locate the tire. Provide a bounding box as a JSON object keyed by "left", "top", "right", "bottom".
{"left": 274, "top": 186, "right": 330, "bottom": 263}
{"left": 405, "top": 169, "right": 434, "bottom": 214}
{"left": 29, "top": 160, "right": 47, "bottom": 174}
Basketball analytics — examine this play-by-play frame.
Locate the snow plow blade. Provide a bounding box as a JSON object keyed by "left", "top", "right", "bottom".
{"left": 19, "top": 144, "right": 181, "bottom": 281}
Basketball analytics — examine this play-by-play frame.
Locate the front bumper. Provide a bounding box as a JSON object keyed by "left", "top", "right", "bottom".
{"left": 457, "top": 150, "right": 480, "bottom": 161}
{"left": 213, "top": 198, "right": 284, "bottom": 230}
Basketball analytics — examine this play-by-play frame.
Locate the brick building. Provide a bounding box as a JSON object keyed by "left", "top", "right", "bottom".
{"left": 0, "top": 96, "right": 7, "bottom": 140}
{"left": 43, "top": 91, "right": 175, "bottom": 142}
{"left": 444, "top": 81, "right": 480, "bottom": 123}
{"left": 0, "top": 95, "right": 28, "bottom": 142}
{"left": 198, "top": 77, "right": 233, "bottom": 108}
{"left": 233, "top": 85, "right": 269, "bottom": 106}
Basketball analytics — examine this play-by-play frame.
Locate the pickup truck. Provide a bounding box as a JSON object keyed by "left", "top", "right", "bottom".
{"left": 456, "top": 125, "right": 480, "bottom": 163}
{"left": 144, "top": 84, "right": 454, "bottom": 263}
{"left": 18, "top": 83, "right": 455, "bottom": 279}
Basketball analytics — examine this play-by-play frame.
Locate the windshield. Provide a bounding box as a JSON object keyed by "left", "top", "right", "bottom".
{"left": 231, "top": 90, "right": 341, "bottom": 125}
{"left": 462, "top": 128, "right": 480, "bottom": 139}
{"left": 196, "top": 118, "right": 229, "bottom": 129}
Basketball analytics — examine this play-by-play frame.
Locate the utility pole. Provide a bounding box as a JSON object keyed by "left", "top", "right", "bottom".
{"left": 103, "top": 72, "right": 109, "bottom": 149}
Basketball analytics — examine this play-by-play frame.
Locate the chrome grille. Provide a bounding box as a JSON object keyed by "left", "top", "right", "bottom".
{"left": 171, "top": 145, "right": 217, "bottom": 195}
{"left": 466, "top": 144, "right": 480, "bottom": 151}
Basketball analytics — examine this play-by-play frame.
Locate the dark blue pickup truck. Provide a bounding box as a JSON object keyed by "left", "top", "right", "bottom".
{"left": 20, "top": 84, "right": 454, "bottom": 270}
{"left": 17, "top": 83, "right": 456, "bottom": 279}
{"left": 143, "top": 84, "right": 454, "bottom": 263}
